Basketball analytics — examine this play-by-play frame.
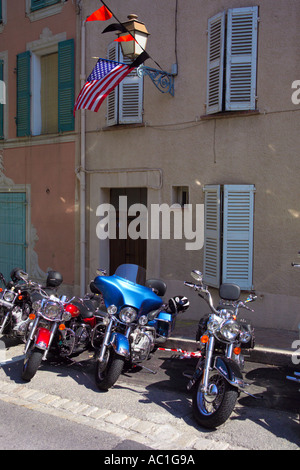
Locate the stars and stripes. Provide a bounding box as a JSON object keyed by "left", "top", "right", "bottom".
{"left": 74, "top": 58, "right": 133, "bottom": 113}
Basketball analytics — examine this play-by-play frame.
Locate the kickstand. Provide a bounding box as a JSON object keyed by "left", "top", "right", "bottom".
{"left": 133, "top": 363, "right": 157, "bottom": 374}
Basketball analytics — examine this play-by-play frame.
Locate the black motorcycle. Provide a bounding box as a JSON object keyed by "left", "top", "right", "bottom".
{"left": 184, "top": 270, "right": 256, "bottom": 428}
{"left": 0, "top": 268, "right": 62, "bottom": 341}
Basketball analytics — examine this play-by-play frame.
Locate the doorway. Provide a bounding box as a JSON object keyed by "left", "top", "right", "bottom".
{"left": 109, "top": 188, "right": 147, "bottom": 274}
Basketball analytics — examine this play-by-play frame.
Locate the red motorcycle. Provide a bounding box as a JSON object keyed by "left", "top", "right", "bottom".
{"left": 21, "top": 293, "right": 102, "bottom": 381}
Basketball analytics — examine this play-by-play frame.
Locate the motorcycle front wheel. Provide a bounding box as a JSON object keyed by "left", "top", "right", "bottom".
{"left": 21, "top": 348, "right": 43, "bottom": 382}
{"left": 192, "top": 371, "right": 239, "bottom": 429}
{"left": 95, "top": 348, "right": 125, "bottom": 391}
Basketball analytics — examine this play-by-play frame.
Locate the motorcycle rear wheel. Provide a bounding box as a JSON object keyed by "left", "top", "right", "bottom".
{"left": 192, "top": 371, "right": 238, "bottom": 429}
{"left": 95, "top": 348, "right": 125, "bottom": 390}
{"left": 21, "top": 349, "right": 43, "bottom": 382}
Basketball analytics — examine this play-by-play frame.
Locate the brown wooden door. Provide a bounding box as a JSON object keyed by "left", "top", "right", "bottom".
{"left": 109, "top": 189, "right": 147, "bottom": 274}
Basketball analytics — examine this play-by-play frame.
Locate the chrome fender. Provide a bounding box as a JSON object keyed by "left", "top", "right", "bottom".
{"left": 214, "top": 356, "right": 248, "bottom": 391}
{"left": 110, "top": 332, "right": 130, "bottom": 358}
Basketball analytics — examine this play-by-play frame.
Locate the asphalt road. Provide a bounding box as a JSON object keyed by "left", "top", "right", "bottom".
{"left": 0, "top": 338, "right": 299, "bottom": 451}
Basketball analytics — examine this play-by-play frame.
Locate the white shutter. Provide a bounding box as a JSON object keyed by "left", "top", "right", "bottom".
{"left": 225, "top": 6, "right": 258, "bottom": 111}
{"left": 203, "top": 185, "right": 221, "bottom": 287}
{"left": 222, "top": 185, "right": 255, "bottom": 290}
{"left": 119, "top": 53, "right": 143, "bottom": 124}
{"left": 106, "top": 42, "right": 119, "bottom": 126}
{"left": 206, "top": 12, "right": 225, "bottom": 114}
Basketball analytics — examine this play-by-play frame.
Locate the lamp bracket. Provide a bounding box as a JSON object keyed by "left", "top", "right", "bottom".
{"left": 137, "top": 65, "right": 175, "bottom": 96}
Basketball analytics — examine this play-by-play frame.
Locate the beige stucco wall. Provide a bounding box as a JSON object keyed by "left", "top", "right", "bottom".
{"left": 81, "top": 0, "right": 300, "bottom": 330}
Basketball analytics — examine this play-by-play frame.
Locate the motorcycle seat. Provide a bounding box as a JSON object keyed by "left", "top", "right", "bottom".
{"left": 145, "top": 279, "right": 167, "bottom": 297}
{"left": 219, "top": 283, "right": 240, "bottom": 301}
{"left": 71, "top": 299, "right": 96, "bottom": 319}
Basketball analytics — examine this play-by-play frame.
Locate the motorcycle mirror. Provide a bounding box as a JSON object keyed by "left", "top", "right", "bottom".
{"left": 191, "top": 270, "right": 203, "bottom": 282}
{"left": 96, "top": 268, "right": 107, "bottom": 276}
{"left": 245, "top": 293, "right": 257, "bottom": 302}
{"left": 19, "top": 270, "right": 29, "bottom": 281}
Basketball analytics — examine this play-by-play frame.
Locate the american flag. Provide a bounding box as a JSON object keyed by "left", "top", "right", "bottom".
{"left": 74, "top": 58, "right": 133, "bottom": 113}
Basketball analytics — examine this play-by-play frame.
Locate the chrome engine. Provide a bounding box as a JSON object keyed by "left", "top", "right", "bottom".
{"left": 130, "top": 327, "right": 156, "bottom": 362}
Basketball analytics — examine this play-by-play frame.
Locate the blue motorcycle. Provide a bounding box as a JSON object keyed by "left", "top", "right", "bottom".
{"left": 90, "top": 264, "right": 189, "bottom": 390}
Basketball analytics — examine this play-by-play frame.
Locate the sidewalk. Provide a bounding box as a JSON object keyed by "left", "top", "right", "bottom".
{"left": 164, "top": 319, "right": 299, "bottom": 367}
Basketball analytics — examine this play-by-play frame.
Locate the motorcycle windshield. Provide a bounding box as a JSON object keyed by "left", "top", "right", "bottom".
{"left": 114, "top": 264, "right": 146, "bottom": 286}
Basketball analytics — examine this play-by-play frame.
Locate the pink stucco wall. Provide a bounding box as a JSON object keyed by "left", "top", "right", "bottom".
{"left": 1, "top": 1, "right": 77, "bottom": 285}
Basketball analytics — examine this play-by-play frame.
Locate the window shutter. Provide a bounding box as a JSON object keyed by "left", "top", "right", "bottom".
{"left": 206, "top": 12, "right": 225, "bottom": 114}
{"left": 225, "top": 6, "right": 258, "bottom": 111}
{"left": 0, "top": 60, "right": 3, "bottom": 139}
{"left": 106, "top": 42, "right": 119, "bottom": 126}
{"left": 222, "top": 185, "right": 255, "bottom": 290}
{"left": 203, "top": 185, "right": 221, "bottom": 287}
{"left": 16, "top": 51, "right": 31, "bottom": 137}
{"left": 119, "top": 54, "right": 143, "bottom": 124}
{"left": 31, "top": 0, "right": 59, "bottom": 11}
{"left": 58, "top": 39, "right": 74, "bottom": 132}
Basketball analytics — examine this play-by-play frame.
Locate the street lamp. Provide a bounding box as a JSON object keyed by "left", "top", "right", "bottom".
{"left": 117, "top": 14, "right": 149, "bottom": 61}
{"left": 118, "top": 14, "right": 176, "bottom": 96}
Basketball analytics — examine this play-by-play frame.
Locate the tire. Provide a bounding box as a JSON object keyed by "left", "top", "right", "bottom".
{"left": 21, "top": 349, "right": 43, "bottom": 382}
{"left": 192, "top": 370, "right": 239, "bottom": 429}
{"left": 95, "top": 348, "right": 125, "bottom": 390}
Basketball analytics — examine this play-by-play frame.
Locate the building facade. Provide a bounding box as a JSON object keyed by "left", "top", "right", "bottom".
{"left": 0, "top": 0, "right": 79, "bottom": 295}
{"left": 78, "top": 0, "right": 300, "bottom": 331}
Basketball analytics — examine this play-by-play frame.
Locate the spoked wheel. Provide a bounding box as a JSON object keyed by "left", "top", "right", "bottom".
{"left": 192, "top": 371, "right": 239, "bottom": 429}
{"left": 95, "top": 348, "right": 125, "bottom": 391}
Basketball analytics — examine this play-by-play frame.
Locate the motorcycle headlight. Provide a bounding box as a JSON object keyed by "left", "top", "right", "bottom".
{"left": 3, "top": 290, "right": 15, "bottom": 302}
{"left": 139, "top": 315, "right": 148, "bottom": 326}
{"left": 43, "top": 301, "right": 62, "bottom": 320}
{"left": 220, "top": 319, "right": 240, "bottom": 341}
{"left": 119, "top": 307, "right": 137, "bottom": 324}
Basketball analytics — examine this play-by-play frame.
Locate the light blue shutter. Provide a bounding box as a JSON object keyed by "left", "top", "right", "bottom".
{"left": 58, "top": 39, "right": 75, "bottom": 132}
{"left": 222, "top": 185, "right": 255, "bottom": 290}
{"left": 203, "top": 185, "right": 221, "bottom": 287}
{"left": 119, "top": 53, "right": 143, "bottom": 124}
{"left": 16, "top": 51, "right": 31, "bottom": 137}
{"left": 225, "top": 6, "right": 258, "bottom": 111}
{"left": 106, "top": 42, "right": 119, "bottom": 126}
{"left": 206, "top": 12, "right": 225, "bottom": 114}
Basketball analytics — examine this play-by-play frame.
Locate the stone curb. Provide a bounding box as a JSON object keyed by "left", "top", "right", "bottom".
{"left": 0, "top": 379, "right": 248, "bottom": 451}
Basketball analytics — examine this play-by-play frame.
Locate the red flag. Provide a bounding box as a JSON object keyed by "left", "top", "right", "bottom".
{"left": 86, "top": 6, "right": 113, "bottom": 22}
{"left": 114, "top": 34, "right": 135, "bottom": 43}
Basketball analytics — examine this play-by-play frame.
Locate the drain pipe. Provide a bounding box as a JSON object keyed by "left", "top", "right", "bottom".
{"left": 79, "top": 19, "right": 86, "bottom": 297}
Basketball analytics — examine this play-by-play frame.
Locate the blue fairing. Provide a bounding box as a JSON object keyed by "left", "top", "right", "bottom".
{"left": 93, "top": 274, "right": 163, "bottom": 313}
